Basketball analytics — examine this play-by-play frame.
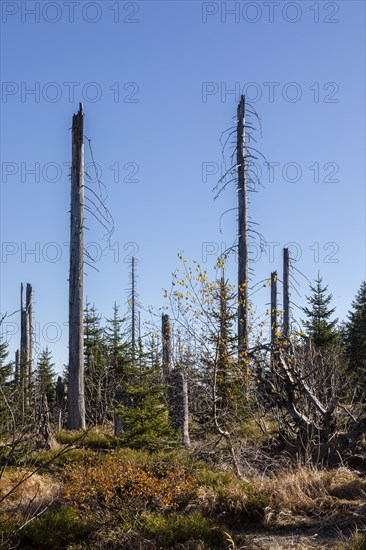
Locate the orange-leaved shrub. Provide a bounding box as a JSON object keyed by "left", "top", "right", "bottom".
{"left": 64, "top": 452, "right": 194, "bottom": 513}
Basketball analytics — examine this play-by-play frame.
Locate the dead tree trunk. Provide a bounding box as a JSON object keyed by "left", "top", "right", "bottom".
{"left": 271, "top": 271, "right": 277, "bottom": 367}
{"left": 20, "top": 286, "right": 26, "bottom": 414}
{"left": 26, "top": 283, "right": 32, "bottom": 385}
{"left": 20, "top": 284, "right": 26, "bottom": 358}
{"left": 138, "top": 310, "right": 143, "bottom": 369}
{"left": 131, "top": 256, "right": 136, "bottom": 367}
{"left": 14, "top": 350, "right": 19, "bottom": 385}
{"left": 68, "top": 103, "right": 86, "bottom": 430}
{"left": 283, "top": 248, "right": 290, "bottom": 338}
{"left": 163, "top": 314, "right": 190, "bottom": 445}
{"left": 219, "top": 274, "right": 228, "bottom": 367}
{"left": 20, "top": 283, "right": 32, "bottom": 410}
{"left": 181, "top": 372, "right": 190, "bottom": 447}
{"left": 162, "top": 314, "right": 171, "bottom": 381}
{"left": 237, "top": 95, "right": 248, "bottom": 367}
{"left": 169, "top": 367, "right": 190, "bottom": 447}
{"left": 38, "top": 394, "right": 51, "bottom": 447}
{"left": 56, "top": 376, "right": 65, "bottom": 431}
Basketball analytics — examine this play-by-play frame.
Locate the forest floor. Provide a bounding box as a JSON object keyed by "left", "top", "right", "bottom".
{"left": 1, "top": 429, "right": 365, "bottom": 549}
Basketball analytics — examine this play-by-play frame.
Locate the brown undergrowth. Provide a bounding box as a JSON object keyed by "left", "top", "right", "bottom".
{"left": 0, "top": 437, "right": 365, "bottom": 549}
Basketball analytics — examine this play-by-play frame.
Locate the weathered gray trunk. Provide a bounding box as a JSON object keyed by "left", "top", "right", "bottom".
{"left": 20, "top": 283, "right": 32, "bottom": 410}
{"left": 20, "top": 293, "right": 26, "bottom": 414}
{"left": 169, "top": 367, "right": 190, "bottom": 447}
{"left": 271, "top": 271, "right": 277, "bottom": 367}
{"left": 131, "top": 256, "right": 136, "bottom": 367}
{"left": 237, "top": 95, "right": 248, "bottom": 365}
{"left": 114, "top": 385, "right": 133, "bottom": 437}
{"left": 68, "top": 103, "right": 86, "bottom": 430}
{"left": 181, "top": 372, "right": 190, "bottom": 447}
{"left": 218, "top": 274, "right": 229, "bottom": 384}
{"left": 162, "top": 314, "right": 171, "bottom": 381}
{"left": 163, "top": 314, "right": 190, "bottom": 445}
{"left": 283, "top": 248, "right": 290, "bottom": 338}
{"left": 26, "top": 283, "right": 33, "bottom": 382}
{"left": 39, "top": 394, "right": 51, "bottom": 446}
{"left": 14, "top": 350, "right": 19, "bottom": 385}
{"left": 56, "top": 376, "right": 65, "bottom": 431}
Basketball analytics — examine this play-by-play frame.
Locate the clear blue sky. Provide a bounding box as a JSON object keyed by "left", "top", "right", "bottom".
{"left": 1, "top": 1, "right": 365, "bottom": 371}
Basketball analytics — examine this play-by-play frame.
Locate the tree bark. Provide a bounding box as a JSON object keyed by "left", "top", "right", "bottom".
{"left": 20, "top": 283, "right": 32, "bottom": 410}
{"left": 162, "top": 314, "right": 171, "bottom": 381}
{"left": 56, "top": 376, "right": 65, "bottom": 431}
{"left": 26, "top": 284, "right": 32, "bottom": 382}
{"left": 237, "top": 95, "right": 248, "bottom": 367}
{"left": 68, "top": 103, "right": 86, "bottom": 430}
{"left": 131, "top": 257, "right": 136, "bottom": 367}
{"left": 169, "top": 367, "right": 190, "bottom": 447}
{"left": 271, "top": 271, "right": 277, "bottom": 367}
{"left": 283, "top": 248, "right": 290, "bottom": 338}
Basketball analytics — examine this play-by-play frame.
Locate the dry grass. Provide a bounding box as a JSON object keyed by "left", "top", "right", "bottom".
{"left": 194, "top": 465, "right": 366, "bottom": 531}
{"left": 263, "top": 466, "right": 366, "bottom": 529}
{"left": 0, "top": 469, "right": 60, "bottom": 514}
{"left": 195, "top": 471, "right": 268, "bottom": 526}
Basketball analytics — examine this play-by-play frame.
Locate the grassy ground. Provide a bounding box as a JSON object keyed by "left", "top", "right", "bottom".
{"left": 0, "top": 429, "right": 365, "bottom": 549}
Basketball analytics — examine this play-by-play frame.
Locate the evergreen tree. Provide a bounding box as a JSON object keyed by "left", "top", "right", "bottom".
{"left": 344, "top": 281, "right": 366, "bottom": 390}
{"left": 0, "top": 339, "right": 15, "bottom": 430}
{"left": 0, "top": 339, "right": 12, "bottom": 388}
{"left": 215, "top": 275, "right": 237, "bottom": 400}
{"left": 145, "top": 333, "right": 161, "bottom": 371}
{"left": 84, "top": 303, "right": 108, "bottom": 425}
{"left": 84, "top": 303, "right": 106, "bottom": 368}
{"left": 207, "top": 275, "right": 240, "bottom": 412}
{"left": 302, "top": 274, "right": 338, "bottom": 349}
{"left": 35, "top": 347, "right": 56, "bottom": 406}
{"left": 105, "top": 303, "right": 130, "bottom": 381}
{"left": 115, "top": 341, "right": 173, "bottom": 450}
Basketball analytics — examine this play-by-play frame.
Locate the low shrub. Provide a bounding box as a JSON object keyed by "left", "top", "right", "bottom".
{"left": 64, "top": 451, "right": 195, "bottom": 513}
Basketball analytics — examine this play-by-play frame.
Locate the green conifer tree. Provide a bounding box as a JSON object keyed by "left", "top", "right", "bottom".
{"left": 0, "top": 339, "right": 14, "bottom": 434}
{"left": 302, "top": 274, "right": 338, "bottom": 349}
{"left": 115, "top": 339, "right": 173, "bottom": 450}
{"left": 344, "top": 281, "right": 366, "bottom": 391}
{"left": 84, "top": 303, "right": 108, "bottom": 425}
{"left": 0, "top": 339, "right": 12, "bottom": 388}
{"left": 35, "top": 347, "right": 56, "bottom": 406}
{"left": 104, "top": 302, "right": 130, "bottom": 381}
